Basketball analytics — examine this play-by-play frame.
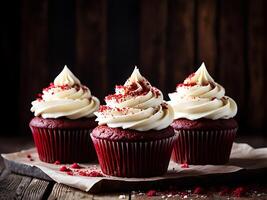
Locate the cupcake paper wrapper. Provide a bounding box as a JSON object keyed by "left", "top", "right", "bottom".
{"left": 91, "top": 134, "right": 177, "bottom": 178}
{"left": 171, "top": 129, "right": 237, "bottom": 165}
{"left": 30, "top": 126, "right": 96, "bottom": 163}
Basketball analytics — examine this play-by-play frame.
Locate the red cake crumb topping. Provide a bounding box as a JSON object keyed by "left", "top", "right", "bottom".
{"left": 146, "top": 190, "right": 157, "bottom": 197}
{"left": 186, "top": 73, "right": 195, "bottom": 80}
{"left": 59, "top": 166, "right": 71, "bottom": 172}
{"left": 232, "top": 187, "right": 247, "bottom": 197}
{"left": 26, "top": 154, "right": 34, "bottom": 161}
{"left": 43, "top": 83, "right": 56, "bottom": 91}
{"left": 66, "top": 171, "right": 74, "bottom": 176}
{"left": 105, "top": 81, "right": 158, "bottom": 103}
{"left": 181, "top": 163, "right": 189, "bottom": 168}
{"left": 78, "top": 170, "right": 104, "bottom": 177}
{"left": 71, "top": 163, "right": 81, "bottom": 169}
{"left": 54, "top": 160, "right": 61, "bottom": 165}
{"left": 99, "top": 105, "right": 111, "bottom": 112}
{"left": 176, "top": 83, "right": 197, "bottom": 88}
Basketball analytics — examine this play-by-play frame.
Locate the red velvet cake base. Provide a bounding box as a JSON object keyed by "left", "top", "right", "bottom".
{"left": 29, "top": 117, "right": 98, "bottom": 163}
{"left": 91, "top": 126, "right": 177, "bottom": 177}
{"left": 171, "top": 118, "right": 238, "bottom": 165}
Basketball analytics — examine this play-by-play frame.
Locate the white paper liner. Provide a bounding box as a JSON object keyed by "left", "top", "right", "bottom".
{"left": 2, "top": 143, "right": 267, "bottom": 192}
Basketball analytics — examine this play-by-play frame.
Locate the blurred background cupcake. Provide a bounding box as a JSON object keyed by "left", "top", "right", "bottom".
{"left": 29, "top": 65, "right": 100, "bottom": 163}
{"left": 168, "top": 63, "right": 238, "bottom": 165}
{"left": 92, "top": 67, "right": 176, "bottom": 177}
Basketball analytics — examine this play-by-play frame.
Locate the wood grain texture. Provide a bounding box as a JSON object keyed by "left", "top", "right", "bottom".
{"left": 93, "top": 193, "right": 130, "bottom": 200}
{"left": 0, "top": 174, "right": 23, "bottom": 199}
{"left": 165, "top": 0, "right": 195, "bottom": 94}
{"left": 20, "top": 0, "right": 49, "bottom": 135}
{"left": 15, "top": 176, "right": 32, "bottom": 200}
{"left": 197, "top": 0, "right": 217, "bottom": 76}
{"left": 218, "top": 0, "right": 245, "bottom": 126}
{"left": 48, "top": 183, "right": 93, "bottom": 200}
{"left": 76, "top": 0, "right": 107, "bottom": 100}
{"left": 23, "top": 178, "right": 51, "bottom": 200}
{"left": 139, "top": 0, "right": 167, "bottom": 91}
{"left": 247, "top": 0, "right": 266, "bottom": 130}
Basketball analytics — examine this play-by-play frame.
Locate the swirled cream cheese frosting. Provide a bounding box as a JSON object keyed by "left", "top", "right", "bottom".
{"left": 168, "top": 63, "right": 237, "bottom": 120}
{"left": 95, "top": 67, "right": 174, "bottom": 131}
{"left": 31, "top": 65, "right": 100, "bottom": 119}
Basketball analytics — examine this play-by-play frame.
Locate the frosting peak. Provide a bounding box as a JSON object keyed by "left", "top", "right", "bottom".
{"left": 54, "top": 65, "right": 81, "bottom": 86}
{"left": 95, "top": 67, "right": 174, "bottom": 131}
{"left": 125, "top": 67, "right": 148, "bottom": 86}
{"left": 31, "top": 66, "right": 99, "bottom": 119}
{"left": 169, "top": 63, "right": 237, "bottom": 120}
{"left": 184, "top": 62, "right": 215, "bottom": 85}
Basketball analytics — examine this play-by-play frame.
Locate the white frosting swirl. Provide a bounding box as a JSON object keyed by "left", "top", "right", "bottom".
{"left": 168, "top": 63, "right": 237, "bottom": 120}
{"left": 31, "top": 65, "right": 100, "bottom": 119}
{"left": 95, "top": 67, "right": 174, "bottom": 131}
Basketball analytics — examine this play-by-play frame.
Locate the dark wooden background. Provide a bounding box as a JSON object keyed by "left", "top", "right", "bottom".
{"left": 1, "top": 0, "right": 266, "bottom": 136}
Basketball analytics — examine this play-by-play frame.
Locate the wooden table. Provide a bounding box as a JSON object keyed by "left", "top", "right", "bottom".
{"left": 1, "top": 136, "right": 267, "bottom": 199}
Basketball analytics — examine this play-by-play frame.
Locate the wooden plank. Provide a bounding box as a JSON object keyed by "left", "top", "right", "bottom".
{"left": 165, "top": 0, "right": 195, "bottom": 93}
{"left": 218, "top": 0, "right": 245, "bottom": 127}
{"left": 20, "top": 0, "right": 49, "bottom": 135}
{"left": 3, "top": 156, "right": 52, "bottom": 181}
{"left": 22, "top": 178, "right": 51, "bottom": 200}
{"left": 197, "top": 0, "right": 217, "bottom": 76}
{"left": 93, "top": 193, "right": 130, "bottom": 200}
{"left": 247, "top": 0, "right": 266, "bottom": 130}
{"left": 76, "top": 0, "right": 107, "bottom": 100}
{"left": 0, "top": 157, "right": 3, "bottom": 176}
{"left": 139, "top": 0, "right": 167, "bottom": 91}
{"left": 48, "top": 183, "right": 93, "bottom": 200}
{"left": 15, "top": 176, "right": 32, "bottom": 200}
{"left": 0, "top": 174, "right": 23, "bottom": 199}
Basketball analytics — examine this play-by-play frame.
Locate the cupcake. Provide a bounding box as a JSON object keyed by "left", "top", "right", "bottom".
{"left": 92, "top": 67, "right": 176, "bottom": 177}
{"left": 168, "top": 63, "right": 238, "bottom": 165}
{"left": 30, "top": 65, "right": 100, "bottom": 163}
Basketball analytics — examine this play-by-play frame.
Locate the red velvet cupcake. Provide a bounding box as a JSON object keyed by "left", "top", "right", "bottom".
{"left": 92, "top": 67, "right": 176, "bottom": 177}
{"left": 29, "top": 65, "right": 100, "bottom": 163}
{"left": 168, "top": 63, "right": 238, "bottom": 165}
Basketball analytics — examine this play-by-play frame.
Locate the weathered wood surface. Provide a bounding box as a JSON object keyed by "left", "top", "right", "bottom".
{"left": 0, "top": 173, "right": 267, "bottom": 199}
{"left": 48, "top": 183, "right": 93, "bottom": 200}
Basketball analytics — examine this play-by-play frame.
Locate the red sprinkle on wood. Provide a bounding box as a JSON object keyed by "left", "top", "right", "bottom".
{"left": 146, "top": 190, "right": 157, "bottom": 197}
{"left": 232, "top": 187, "right": 247, "bottom": 197}
{"left": 193, "top": 186, "right": 204, "bottom": 194}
